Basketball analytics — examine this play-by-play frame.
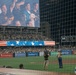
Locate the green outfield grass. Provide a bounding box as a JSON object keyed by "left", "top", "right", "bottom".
{"left": 0, "top": 55, "right": 76, "bottom": 74}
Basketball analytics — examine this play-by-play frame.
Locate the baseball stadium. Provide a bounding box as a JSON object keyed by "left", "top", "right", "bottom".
{"left": 0, "top": 0, "right": 76, "bottom": 75}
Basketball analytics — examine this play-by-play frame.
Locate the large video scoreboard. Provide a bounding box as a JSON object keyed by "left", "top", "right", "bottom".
{"left": 0, "top": 0, "right": 40, "bottom": 27}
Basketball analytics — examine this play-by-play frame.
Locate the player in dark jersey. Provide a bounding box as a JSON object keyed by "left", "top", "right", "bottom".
{"left": 44, "top": 48, "right": 49, "bottom": 70}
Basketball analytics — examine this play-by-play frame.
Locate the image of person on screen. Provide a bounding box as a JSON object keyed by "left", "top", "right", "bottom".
{"left": 15, "top": 20, "right": 21, "bottom": 26}
{"left": 10, "top": 0, "right": 25, "bottom": 26}
{"left": 27, "top": 19, "right": 35, "bottom": 27}
{"left": 0, "top": 8, "right": 2, "bottom": 14}
{"left": 10, "top": 0, "right": 25, "bottom": 13}
{"left": 23, "top": 3, "right": 31, "bottom": 25}
{"left": 20, "top": 14, "right": 26, "bottom": 26}
{"left": 27, "top": 20, "right": 32, "bottom": 27}
{"left": 0, "top": 4, "right": 14, "bottom": 26}
{"left": 12, "top": 3, "right": 23, "bottom": 24}
{"left": 32, "top": 3, "right": 39, "bottom": 27}
{"left": 17, "top": 0, "right": 25, "bottom": 12}
{"left": 27, "top": 13, "right": 35, "bottom": 27}
{"left": 10, "top": 0, "right": 18, "bottom": 13}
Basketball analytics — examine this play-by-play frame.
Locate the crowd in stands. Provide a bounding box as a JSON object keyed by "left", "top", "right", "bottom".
{"left": 0, "top": 44, "right": 76, "bottom": 54}
{"left": 0, "top": 45, "right": 76, "bottom": 54}
{"left": 0, "top": 32, "right": 52, "bottom": 41}
{"left": 60, "top": 45, "right": 76, "bottom": 50}
{"left": 0, "top": 26, "right": 53, "bottom": 54}
{"left": 0, "top": 30, "right": 75, "bottom": 54}
{"left": 0, "top": 28, "right": 75, "bottom": 54}
{"left": 0, "top": 46, "right": 55, "bottom": 54}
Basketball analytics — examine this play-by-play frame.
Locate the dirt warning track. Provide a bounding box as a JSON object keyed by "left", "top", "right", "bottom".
{"left": 0, "top": 68, "right": 75, "bottom": 75}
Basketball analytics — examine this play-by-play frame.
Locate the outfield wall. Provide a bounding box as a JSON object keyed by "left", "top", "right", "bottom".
{"left": 0, "top": 49, "right": 74, "bottom": 58}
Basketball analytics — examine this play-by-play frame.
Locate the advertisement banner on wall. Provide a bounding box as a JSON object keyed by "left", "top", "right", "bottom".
{"left": 0, "top": 41, "right": 55, "bottom": 46}
{"left": 0, "top": 53, "right": 13, "bottom": 58}
{"left": 50, "top": 52, "right": 58, "bottom": 56}
{"left": 0, "top": 41, "right": 7, "bottom": 46}
{"left": 44, "top": 41, "right": 55, "bottom": 46}
{"left": 14, "top": 53, "right": 26, "bottom": 57}
{"left": 39, "top": 52, "right": 44, "bottom": 56}
{"left": 72, "top": 50, "right": 76, "bottom": 55}
{"left": 61, "top": 50, "right": 72, "bottom": 55}
{"left": 27, "top": 52, "right": 39, "bottom": 56}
